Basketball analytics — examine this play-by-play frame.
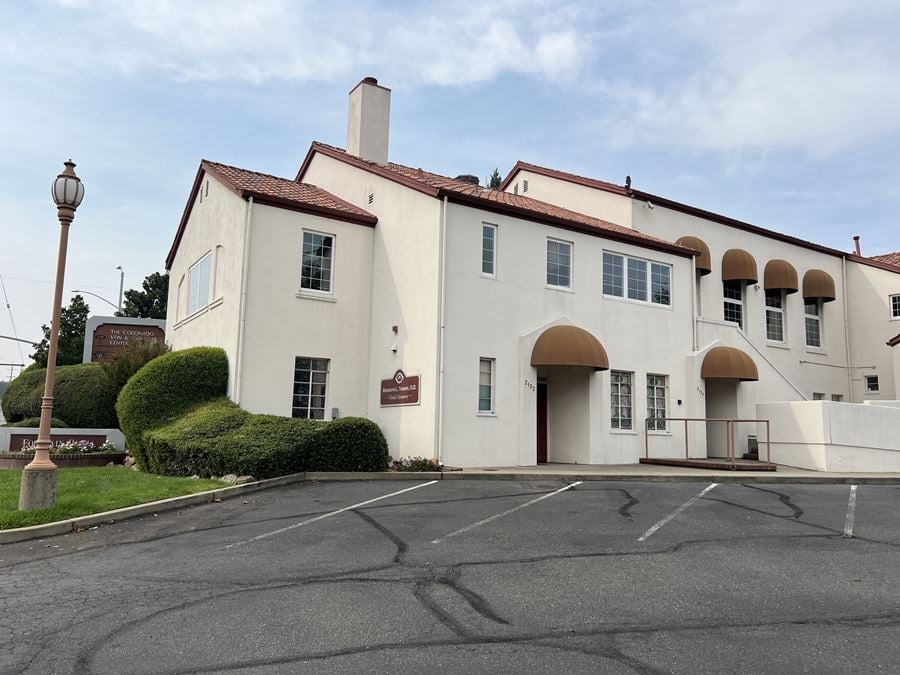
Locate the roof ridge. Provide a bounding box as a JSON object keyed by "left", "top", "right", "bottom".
{"left": 203, "top": 159, "right": 299, "bottom": 185}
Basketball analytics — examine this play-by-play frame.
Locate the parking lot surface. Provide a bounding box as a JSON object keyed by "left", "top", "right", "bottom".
{"left": 3, "top": 479, "right": 900, "bottom": 673}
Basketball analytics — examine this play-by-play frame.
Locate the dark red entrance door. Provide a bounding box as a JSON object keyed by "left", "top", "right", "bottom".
{"left": 536, "top": 382, "right": 548, "bottom": 463}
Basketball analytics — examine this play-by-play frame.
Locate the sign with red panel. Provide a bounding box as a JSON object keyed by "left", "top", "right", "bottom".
{"left": 380, "top": 370, "right": 420, "bottom": 407}
{"left": 90, "top": 323, "right": 165, "bottom": 363}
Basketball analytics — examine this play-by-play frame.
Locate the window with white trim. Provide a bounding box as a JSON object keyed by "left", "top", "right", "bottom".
{"left": 187, "top": 252, "right": 211, "bottom": 316}
{"left": 482, "top": 224, "right": 497, "bottom": 276}
{"left": 723, "top": 280, "right": 743, "bottom": 329}
{"left": 812, "top": 392, "right": 825, "bottom": 401}
{"left": 891, "top": 294, "right": 900, "bottom": 319}
{"left": 610, "top": 371, "right": 633, "bottom": 430}
{"left": 292, "top": 357, "right": 329, "bottom": 419}
{"left": 865, "top": 375, "right": 879, "bottom": 393}
{"left": 301, "top": 230, "right": 334, "bottom": 293}
{"left": 546, "top": 238, "right": 572, "bottom": 289}
{"left": 478, "top": 358, "right": 494, "bottom": 413}
{"left": 765, "top": 289, "right": 785, "bottom": 342}
{"left": 647, "top": 374, "right": 668, "bottom": 431}
{"left": 805, "top": 299, "right": 822, "bottom": 348}
{"left": 603, "top": 252, "right": 671, "bottom": 306}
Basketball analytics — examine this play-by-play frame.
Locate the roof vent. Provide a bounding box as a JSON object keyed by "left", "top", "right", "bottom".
{"left": 368, "top": 192, "right": 375, "bottom": 205}
{"left": 513, "top": 182, "right": 519, "bottom": 195}
{"left": 523, "top": 179, "right": 529, "bottom": 193}
{"left": 454, "top": 174, "right": 480, "bottom": 186}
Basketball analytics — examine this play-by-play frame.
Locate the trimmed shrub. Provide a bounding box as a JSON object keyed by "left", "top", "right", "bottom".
{"left": 102, "top": 339, "right": 170, "bottom": 393}
{"left": 3, "top": 417, "right": 69, "bottom": 428}
{"left": 116, "top": 346, "right": 228, "bottom": 469}
{"left": 1, "top": 363, "right": 117, "bottom": 428}
{"left": 309, "top": 417, "right": 390, "bottom": 472}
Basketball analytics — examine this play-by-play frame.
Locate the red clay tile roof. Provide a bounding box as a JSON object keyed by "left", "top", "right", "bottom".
{"left": 298, "top": 143, "right": 696, "bottom": 258}
{"left": 165, "top": 160, "right": 376, "bottom": 270}
{"left": 871, "top": 252, "right": 900, "bottom": 268}
{"left": 499, "top": 160, "right": 628, "bottom": 195}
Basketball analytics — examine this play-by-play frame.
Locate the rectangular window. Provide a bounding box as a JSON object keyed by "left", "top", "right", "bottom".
{"left": 831, "top": 394, "right": 844, "bottom": 402}
{"left": 301, "top": 230, "right": 334, "bottom": 293}
{"left": 891, "top": 294, "right": 900, "bottom": 319}
{"left": 647, "top": 374, "right": 668, "bottom": 431}
{"left": 482, "top": 224, "right": 497, "bottom": 276}
{"left": 478, "top": 358, "right": 494, "bottom": 413}
{"left": 292, "top": 357, "right": 329, "bottom": 419}
{"left": 610, "top": 371, "right": 633, "bottom": 430}
{"left": 603, "top": 252, "right": 671, "bottom": 306}
{"left": 865, "top": 375, "right": 879, "bottom": 393}
{"left": 812, "top": 392, "right": 825, "bottom": 401}
{"left": 187, "top": 252, "right": 211, "bottom": 316}
{"left": 804, "top": 299, "right": 822, "bottom": 348}
{"left": 546, "top": 238, "right": 572, "bottom": 289}
{"left": 602, "top": 252, "right": 624, "bottom": 297}
{"left": 723, "top": 280, "right": 743, "bottom": 329}
{"left": 765, "top": 289, "right": 785, "bottom": 342}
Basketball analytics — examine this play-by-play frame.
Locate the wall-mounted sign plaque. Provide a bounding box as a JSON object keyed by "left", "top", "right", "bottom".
{"left": 380, "top": 369, "right": 420, "bottom": 407}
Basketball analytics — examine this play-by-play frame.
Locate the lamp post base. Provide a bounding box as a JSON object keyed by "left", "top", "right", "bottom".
{"left": 18, "top": 467, "right": 58, "bottom": 510}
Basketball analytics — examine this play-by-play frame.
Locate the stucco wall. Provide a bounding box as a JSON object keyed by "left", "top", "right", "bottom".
{"left": 166, "top": 172, "right": 247, "bottom": 395}
{"left": 236, "top": 203, "right": 374, "bottom": 418}
{"left": 845, "top": 260, "right": 900, "bottom": 400}
{"left": 506, "top": 170, "right": 633, "bottom": 228}
{"left": 301, "top": 153, "right": 443, "bottom": 459}
{"left": 440, "top": 201, "right": 699, "bottom": 467}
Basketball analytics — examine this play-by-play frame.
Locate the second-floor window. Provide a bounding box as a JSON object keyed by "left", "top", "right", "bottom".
{"left": 805, "top": 299, "right": 822, "bottom": 348}
{"left": 765, "top": 290, "right": 785, "bottom": 342}
{"left": 603, "top": 252, "right": 671, "bottom": 306}
{"left": 482, "top": 224, "right": 497, "bottom": 276}
{"left": 546, "top": 238, "right": 572, "bottom": 289}
{"left": 301, "top": 230, "right": 334, "bottom": 293}
{"left": 187, "top": 252, "right": 211, "bottom": 316}
{"left": 723, "top": 280, "right": 743, "bottom": 329}
{"left": 891, "top": 294, "right": 900, "bottom": 319}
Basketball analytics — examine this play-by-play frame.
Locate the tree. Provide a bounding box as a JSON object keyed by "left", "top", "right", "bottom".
{"left": 119, "top": 272, "right": 169, "bottom": 319}
{"left": 31, "top": 294, "right": 90, "bottom": 368}
{"left": 489, "top": 168, "right": 502, "bottom": 189}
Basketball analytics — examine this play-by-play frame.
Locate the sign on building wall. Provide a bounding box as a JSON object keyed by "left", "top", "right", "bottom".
{"left": 82, "top": 316, "right": 167, "bottom": 364}
{"left": 380, "top": 369, "right": 420, "bottom": 407}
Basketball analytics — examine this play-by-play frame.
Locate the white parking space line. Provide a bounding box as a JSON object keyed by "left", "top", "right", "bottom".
{"left": 226, "top": 480, "right": 439, "bottom": 549}
{"left": 843, "top": 484, "right": 858, "bottom": 538}
{"left": 637, "top": 483, "right": 718, "bottom": 542}
{"left": 431, "top": 481, "right": 583, "bottom": 544}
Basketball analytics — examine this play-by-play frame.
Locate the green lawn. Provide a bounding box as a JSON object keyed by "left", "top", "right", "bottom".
{"left": 0, "top": 468, "right": 224, "bottom": 530}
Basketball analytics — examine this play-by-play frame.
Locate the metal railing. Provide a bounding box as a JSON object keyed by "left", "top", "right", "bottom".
{"left": 644, "top": 417, "right": 771, "bottom": 468}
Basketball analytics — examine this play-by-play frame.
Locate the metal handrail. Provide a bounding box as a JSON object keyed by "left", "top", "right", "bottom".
{"left": 644, "top": 416, "right": 771, "bottom": 468}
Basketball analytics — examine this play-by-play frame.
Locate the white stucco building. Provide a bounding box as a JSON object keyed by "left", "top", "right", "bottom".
{"left": 165, "top": 77, "right": 900, "bottom": 469}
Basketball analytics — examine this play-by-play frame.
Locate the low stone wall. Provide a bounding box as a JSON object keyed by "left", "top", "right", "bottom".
{"left": 0, "top": 452, "right": 126, "bottom": 469}
{"left": 0, "top": 427, "right": 126, "bottom": 453}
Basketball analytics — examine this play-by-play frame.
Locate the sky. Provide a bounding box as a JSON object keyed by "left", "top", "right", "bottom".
{"left": 2, "top": 0, "right": 900, "bottom": 372}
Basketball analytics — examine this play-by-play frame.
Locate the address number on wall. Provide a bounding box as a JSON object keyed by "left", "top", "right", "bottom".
{"left": 524, "top": 379, "right": 536, "bottom": 392}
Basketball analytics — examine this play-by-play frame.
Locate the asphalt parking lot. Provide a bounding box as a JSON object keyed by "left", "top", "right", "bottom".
{"left": 3, "top": 478, "right": 900, "bottom": 674}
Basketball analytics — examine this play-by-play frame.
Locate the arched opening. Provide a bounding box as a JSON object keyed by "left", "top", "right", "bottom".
{"left": 701, "top": 346, "right": 758, "bottom": 457}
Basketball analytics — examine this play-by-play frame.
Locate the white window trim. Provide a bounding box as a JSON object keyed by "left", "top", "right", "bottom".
{"left": 865, "top": 374, "right": 880, "bottom": 395}
{"left": 602, "top": 250, "right": 673, "bottom": 308}
{"left": 292, "top": 356, "right": 330, "bottom": 420}
{"left": 765, "top": 289, "right": 786, "bottom": 344}
{"left": 723, "top": 280, "right": 744, "bottom": 330}
{"left": 804, "top": 298, "right": 823, "bottom": 349}
{"left": 477, "top": 357, "right": 496, "bottom": 415}
{"left": 299, "top": 229, "right": 336, "bottom": 298}
{"left": 890, "top": 293, "right": 900, "bottom": 320}
{"left": 545, "top": 237, "right": 574, "bottom": 291}
{"left": 481, "top": 223, "right": 498, "bottom": 279}
{"left": 610, "top": 370, "right": 634, "bottom": 432}
{"left": 186, "top": 251, "right": 212, "bottom": 318}
{"left": 646, "top": 373, "right": 669, "bottom": 434}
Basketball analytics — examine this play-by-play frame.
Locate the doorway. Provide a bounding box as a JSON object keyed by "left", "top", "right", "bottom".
{"left": 536, "top": 381, "right": 548, "bottom": 463}
{"left": 705, "top": 379, "right": 737, "bottom": 457}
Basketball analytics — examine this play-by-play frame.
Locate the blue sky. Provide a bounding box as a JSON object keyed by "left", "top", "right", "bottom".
{"left": 2, "top": 0, "right": 900, "bottom": 369}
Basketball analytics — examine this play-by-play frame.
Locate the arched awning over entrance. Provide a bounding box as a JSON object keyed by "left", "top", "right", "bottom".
{"left": 676, "top": 236, "right": 712, "bottom": 276}
{"left": 531, "top": 325, "right": 609, "bottom": 371}
{"left": 701, "top": 346, "right": 759, "bottom": 381}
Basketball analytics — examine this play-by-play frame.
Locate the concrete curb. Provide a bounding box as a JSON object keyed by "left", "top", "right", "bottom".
{"left": 0, "top": 472, "right": 310, "bottom": 545}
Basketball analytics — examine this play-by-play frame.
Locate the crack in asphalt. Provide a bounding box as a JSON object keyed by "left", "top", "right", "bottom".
{"left": 743, "top": 484, "right": 805, "bottom": 518}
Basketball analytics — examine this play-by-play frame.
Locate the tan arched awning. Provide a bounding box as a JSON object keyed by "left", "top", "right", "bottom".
{"left": 701, "top": 346, "right": 759, "bottom": 381}
{"left": 676, "top": 236, "right": 712, "bottom": 275}
{"left": 764, "top": 259, "right": 799, "bottom": 294}
{"left": 803, "top": 269, "right": 836, "bottom": 302}
{"left": 722, "top": 249, "right": 758, "bottom": 283}
{"left": 531, "top": 325, "right": 609, "bottom": 371}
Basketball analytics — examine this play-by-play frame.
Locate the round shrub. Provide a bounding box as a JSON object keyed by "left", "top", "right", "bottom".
{"left": 307, "top": 417, "right": 390, "bottom": 472}
{"left": 1, "top": 363, "right": 117, "bottom": 428}
{"left": 116, "top": 346, "right": 228, "bottom": 469}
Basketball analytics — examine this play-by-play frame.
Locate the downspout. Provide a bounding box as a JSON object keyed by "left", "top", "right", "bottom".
{"left": 434, "top": 196, "right": 448, "bottom": 465}
{"left": 841, "top": 255, "right": 853, "bottom": 402}
{"left": 234, "top": 196, "right": 254, "bottom": 405}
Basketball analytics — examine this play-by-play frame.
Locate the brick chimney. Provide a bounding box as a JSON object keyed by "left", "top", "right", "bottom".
{"left": 346, "top": 77, "right": 390, "bottom": 164}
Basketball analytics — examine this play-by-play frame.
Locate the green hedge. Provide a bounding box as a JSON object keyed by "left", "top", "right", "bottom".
{"left": 117, "top": 346, "right": 389, "bottom": 478}
{"left": 1, "top": 363, "right": 117, "bottom": 428}
{"left": 3, "top": 417, "right": 69, "bottom": 428}
{"left": 116, "top": 346, "right": 229, "bottom": 469}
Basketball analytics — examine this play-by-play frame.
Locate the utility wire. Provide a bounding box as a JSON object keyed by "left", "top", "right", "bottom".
{"left": 0, "top": 273, "right": 25, "bottom": 363}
